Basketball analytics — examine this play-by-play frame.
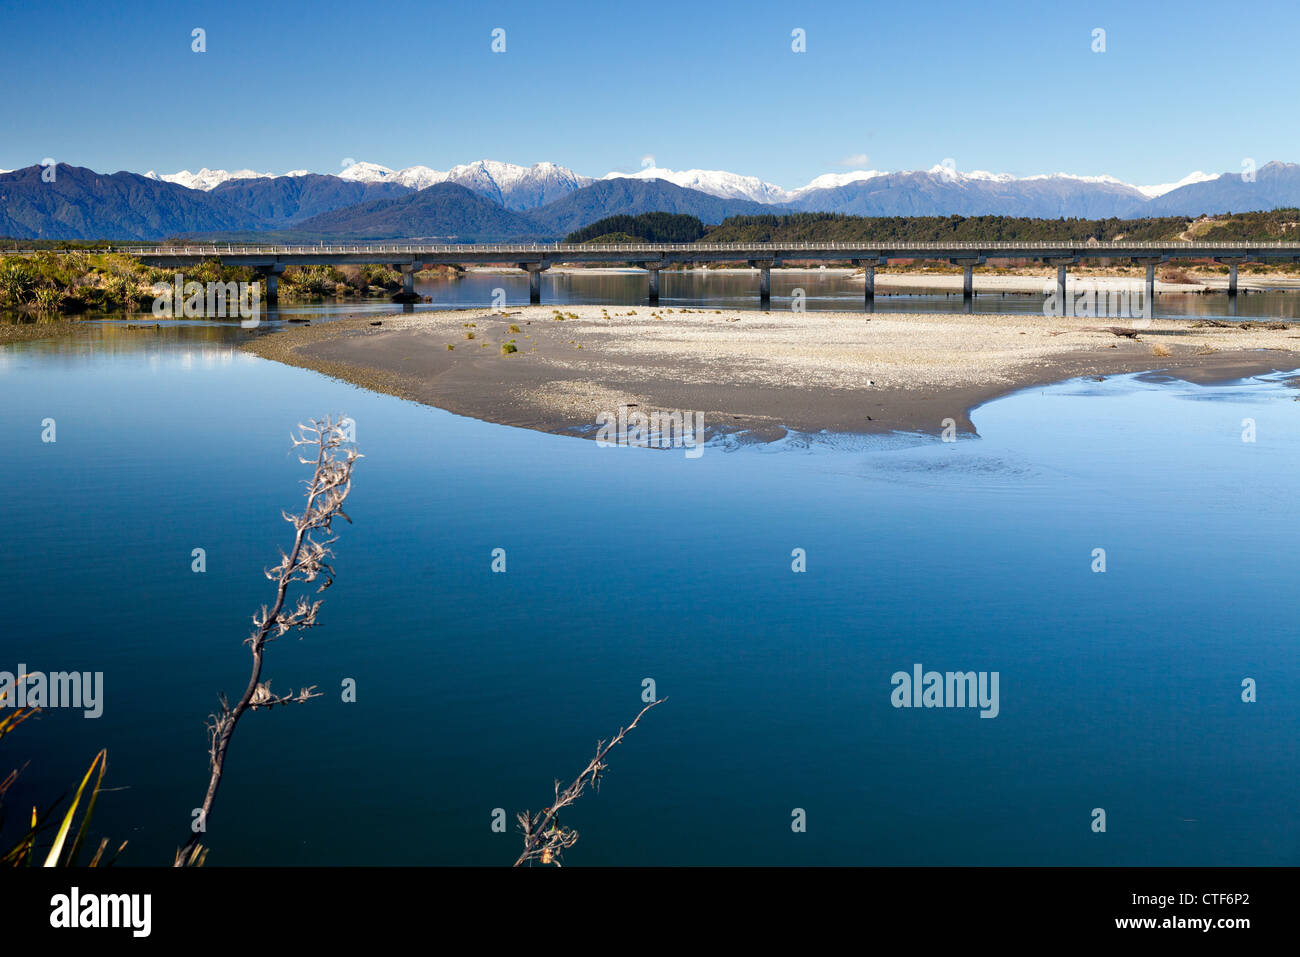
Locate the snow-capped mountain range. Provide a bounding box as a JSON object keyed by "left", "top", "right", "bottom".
{"left": 336, "top": 160, "right": 594, "bottom": 209}
{"left": 8, "top": 158, "right": 1299, "bottom": 241}
{"left": 140, "top": 159, "right": 1220, "bottom": 208}
{"left": 1130, "top": 170, "right": 1220, "bottom": 198}
{"left": 143, "top": 167, "right": 311, "bottom": 191}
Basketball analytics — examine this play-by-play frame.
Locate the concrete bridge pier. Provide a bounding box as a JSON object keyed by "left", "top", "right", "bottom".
{"left": 852, "top": 257, "right": 885, "bottom": 312}
{"left": 950, "top": 258, "right": 983, "bottom": 311}
{"left": 750, "top": 259, "right": 775, "bottom": 309}
{"left": 1134, "top": 257, "right": 1164, "bottom": 317}
{"left": 1216, "top": 257, "right": 1248, "bottom": 297}
{"left": 257, "top": 264, "right": 285, "bottom": 302}
{"left": 644, "top": 261, "right": 663, "bottom": 305}
{"left": 392, "top": 263, "right": 420, "bottom": 303}
{"left": 519, "top": 262, "right": 549, "bottom": 304}
{"left": 1044, "top": 257, "right": 1077, "bottom": 314}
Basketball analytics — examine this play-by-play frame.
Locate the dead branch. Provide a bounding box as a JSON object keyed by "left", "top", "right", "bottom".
{"left": 175, "top": 416, "right": 360, "bottom": 866}
{"left": 1080, "top": 325, "right": 1141, "bottom": 339}
{"left": 514, "top": 698, "right": 665, "bottom": 867}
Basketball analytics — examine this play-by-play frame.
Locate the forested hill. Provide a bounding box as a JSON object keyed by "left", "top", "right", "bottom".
{"left": 566, "top": 213, "right": 706, "bottom": 243}
{"left": 695, "top": 210, "right": 1300, "bottom": 244}
{"left": 700, "top": 212, "right": 1188, "bottom": 243}
{"left": 1191, "top": 209, "right": 1300, "bottom": 240}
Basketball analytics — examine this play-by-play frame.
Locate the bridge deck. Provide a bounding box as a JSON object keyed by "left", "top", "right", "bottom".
{"left": 11, "top": 240, "right": 1300, "bottom": 268}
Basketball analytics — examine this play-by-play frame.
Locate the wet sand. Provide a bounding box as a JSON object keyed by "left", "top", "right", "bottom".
{"left": 240, "top": 305, "right": 1300, "bottom": 440}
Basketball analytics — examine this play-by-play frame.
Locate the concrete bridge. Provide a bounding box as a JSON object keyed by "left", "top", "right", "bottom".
{"left": 71, "top": 240, "right": 1300, "bottom": 308}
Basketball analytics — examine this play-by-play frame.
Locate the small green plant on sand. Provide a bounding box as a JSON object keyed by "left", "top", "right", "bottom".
{"left": 501, "top": 340, "right": 518, "bottom": 355}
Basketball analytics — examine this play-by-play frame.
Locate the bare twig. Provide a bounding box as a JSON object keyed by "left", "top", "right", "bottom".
{"left": 514, "top": 698, "right": 665, "bottom": 867}
{"left": 175, "top": 416, "right": 360, "bottom": 866}
{"left": 1081, "top": 325, "right": 1141, "bottom": 339}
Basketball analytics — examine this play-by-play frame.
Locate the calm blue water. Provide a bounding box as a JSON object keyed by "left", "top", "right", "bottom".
{"left": 1, "top": 323, "right": 1297, "bottom": 866}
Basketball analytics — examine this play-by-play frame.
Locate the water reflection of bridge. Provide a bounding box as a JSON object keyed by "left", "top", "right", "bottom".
{"left": 61, "top": 241, "right": 1300, "bottom": 310}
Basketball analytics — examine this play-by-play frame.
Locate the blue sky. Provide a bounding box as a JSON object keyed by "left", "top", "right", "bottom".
{"left": 1, "top": 0, "right": 1297, "bottom": 188}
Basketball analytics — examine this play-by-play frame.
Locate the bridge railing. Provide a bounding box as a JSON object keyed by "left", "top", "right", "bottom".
{"left": 11, "top": 240, "right": 1300, "bottom": 256}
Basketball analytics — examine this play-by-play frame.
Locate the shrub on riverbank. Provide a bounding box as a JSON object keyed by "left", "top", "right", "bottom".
{"left": 282, "top": 264, "right": 342, "bottom": 297}
{"left": 279, "top": 263, "right": 407, "bottom": 300}
{"left": 0, "top": 252, "right": 259, "bottom": 315}
{"left": 0, "top": 252, "right": 421, "bottom": 314}
{"left": 1, "top": 251, "right": 153, "bottom": 313}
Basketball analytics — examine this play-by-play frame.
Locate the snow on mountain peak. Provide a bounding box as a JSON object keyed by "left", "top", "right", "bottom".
{"left": 330, "top": 159, "right": 593, "bottom": 207}
{"left": 793, "top": 170, "right": 886, "bottom": 194}
{"left": 602, "top": 166, "right": 792, "bottom": 204}
{"left": 389, "top": 165, "right": 446, "bottom": 190}
{"left": 144, "top": 167, "right": 273, "bottom": 190}
{"left": 960, "top": 169, "right": 1017, "bottom": 183}
{"left": 1133, "top": 171, "right": 1218, "bottom": 198}
{"left": 118, "top": 158, "right": 1249, "bottom": 215}
{"left": 338, "top": 161, "right": 397, "bottom": 183}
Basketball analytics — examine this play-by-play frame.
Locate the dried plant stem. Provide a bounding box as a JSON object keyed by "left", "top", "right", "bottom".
{"left": 175, "top": 417, "right": 359, "bottom": 866}
{"left": 514, "top": 698, "right": 664, "bottom": 867}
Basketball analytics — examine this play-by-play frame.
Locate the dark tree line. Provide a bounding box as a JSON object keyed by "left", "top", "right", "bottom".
{"left": 699, "top": 212, "right": 1195, "bottom": 243}
{"left": 566, "top": 213, "right": 707, "bottom": 244}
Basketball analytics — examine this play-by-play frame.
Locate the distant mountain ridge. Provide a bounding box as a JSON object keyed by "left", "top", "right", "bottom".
{"left": 242, "top": 179, "right": 776, "bottom": 243}
{"left": 1141, "top": 161, "right": 1300, "bottom": 216}
{"left": 788, "top": 168, "right": 1150, "bottom": 219}
{"left": 210, "top": 174, "right": 413, "bottom": 226}
{"left": 525, "top": 179, "right": 775, "bottom": 237}
{"left": 4, "top": 159, "right": 1300, "bottom": 242}
{"left": 282, "top": 182, "right": 541, "bottom": 242}
{"left": 0, "top": 164, "right": 267, "bottom": 240}
{"left": 145, "top": 158, "right": 1228, "bottom": 206}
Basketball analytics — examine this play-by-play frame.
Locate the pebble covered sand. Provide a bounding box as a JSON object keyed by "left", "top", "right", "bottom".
{"left": 241, "top": 305, "right": 1300, "bottom": 439}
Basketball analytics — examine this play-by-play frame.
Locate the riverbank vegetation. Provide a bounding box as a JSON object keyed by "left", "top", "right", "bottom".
{"left": 0, "top": 255, "right": 468, "bottom": 318}
{"left": 0, "top": 251, "right": 257, "bottom": 315}
{"left": 280, "top": 263, "right": 398, "bottom": 299}
{"left": 278, "top": 263, "right": 460, "bottom": 299}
